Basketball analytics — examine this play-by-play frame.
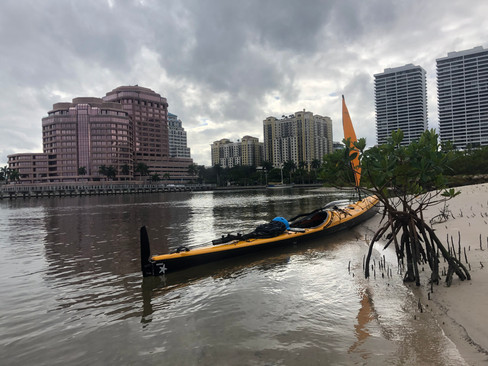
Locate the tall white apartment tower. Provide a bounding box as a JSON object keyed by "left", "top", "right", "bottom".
{"left": 374, "top": 64, "right": 428, "bottom": 145}
{"left": 437, "top": 46, "right": 488, "bottom": 149}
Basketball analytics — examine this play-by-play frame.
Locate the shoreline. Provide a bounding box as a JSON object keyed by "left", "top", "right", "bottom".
{"left": 0, "top": 182, "right": 326, "bottom": 199}
{"left": 359, "top": 183, "right": 488, "bottom": 365}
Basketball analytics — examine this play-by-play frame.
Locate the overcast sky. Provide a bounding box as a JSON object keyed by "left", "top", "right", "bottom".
{"left": 1, "top": 0, "right": 487, "bottom": 167}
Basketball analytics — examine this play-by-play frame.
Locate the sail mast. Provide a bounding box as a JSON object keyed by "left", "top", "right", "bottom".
{"left": 342, "top": 95, "right": 362, "bottom": 191}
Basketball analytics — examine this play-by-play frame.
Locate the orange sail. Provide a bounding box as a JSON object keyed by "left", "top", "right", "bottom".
{"left": 342, "top": 95, "right": 361, "bottom": 187}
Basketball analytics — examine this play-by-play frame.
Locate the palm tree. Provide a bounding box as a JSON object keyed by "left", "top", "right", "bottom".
{"left": 78, "top": 166, "right": 87, "bottom": 176}
{"left": 98, "top": 165, "right": 117, "bottom": 180}
{"left": 261, "top": 161, "right": 273, "bottom": 172}
{"left": 188, "top": 163, "right": 198, "bottom": 176}
{"left": 213, "top": 163, "right": 223, "bottom": 186}
{"left": 98, "top": 165, "right": 108, "bottom": 179}
{"left": 9, "top": 169, "right": 20, "bottom": 183}
{"left": 151, "top": 173, "right": 161, "bottom": 182}
{"left": 135, "top": 162, "right": 150, "bottom": 178}
{"left": 106, "top": 166, "right": 117, "bottom": 180}
{"left": 260, "top": 161, "right": 273, "bottom": 185}
{"left": 283, "top": 160, "right": 296, "bottom": 183}
{"left": 298, "top": 161, "right": 307, "bottom": 183}
{"left": 197, "top": 165, "right": 206, "bottom": 184}
{"left": 311, "top": 159, "right": 321, "bottom": 170}
{"left": 311, "top": 159, "right": 322, "bottom": 183}
{"left": 120, "top": 164, "right": 130, "bottom": 177}
{"left": 187, "top": 163, "right": 198, "bottom": 183}
{"left": 0, "top": 166, "right": 8, "bottom": 183}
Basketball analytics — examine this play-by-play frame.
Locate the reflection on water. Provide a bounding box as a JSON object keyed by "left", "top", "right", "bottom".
{"left": 0, "top": 188, "right": 468, "bottom": 365}
{"left": 349, "top": 288, "right": 375, "bottom": 355}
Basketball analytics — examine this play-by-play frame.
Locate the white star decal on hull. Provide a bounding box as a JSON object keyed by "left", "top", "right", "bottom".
{"left": 156, "top": 263, "right": 167, "bottom": 274}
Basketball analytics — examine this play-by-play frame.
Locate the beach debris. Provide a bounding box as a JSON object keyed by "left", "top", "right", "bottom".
{"left": 430, "top": 202, "right": 453, "bottom": 225}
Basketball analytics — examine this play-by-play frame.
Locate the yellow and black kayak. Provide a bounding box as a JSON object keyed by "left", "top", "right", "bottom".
{"left": 140, "top": 195, "right": 379, "bottom": 276}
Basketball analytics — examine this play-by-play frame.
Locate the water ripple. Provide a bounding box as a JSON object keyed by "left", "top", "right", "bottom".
{"left": 0, "top": 190, "right": 467, "bottom": 365}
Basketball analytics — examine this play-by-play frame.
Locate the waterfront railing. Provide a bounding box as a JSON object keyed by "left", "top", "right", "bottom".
{"left": 0, "top": 182, "right": 216, "bottom": 199}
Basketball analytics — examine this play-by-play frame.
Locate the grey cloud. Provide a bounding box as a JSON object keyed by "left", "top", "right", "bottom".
{"left": 1, "top": 0, "right": 488, "bottom": 166}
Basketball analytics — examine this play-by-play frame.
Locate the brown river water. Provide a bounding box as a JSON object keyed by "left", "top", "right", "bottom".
{"left": 0, "top": 188, "right": 466, "bottom": 365}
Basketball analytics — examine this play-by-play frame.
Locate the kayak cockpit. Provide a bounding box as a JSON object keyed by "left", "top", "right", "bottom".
{"left": 288, "top": 210, "right": 330, "bottom": 229}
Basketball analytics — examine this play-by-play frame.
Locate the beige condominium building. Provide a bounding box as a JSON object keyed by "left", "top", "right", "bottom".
{"left": 211, "top": 136, "right": 263, "bottom": 168}
{"left": 263, "top": 110, "right": 333, "bottom": 169}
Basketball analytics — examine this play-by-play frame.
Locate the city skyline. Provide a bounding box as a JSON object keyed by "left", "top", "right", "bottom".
{"left": 1, "top": 1, "right": 487, "bottom": 167}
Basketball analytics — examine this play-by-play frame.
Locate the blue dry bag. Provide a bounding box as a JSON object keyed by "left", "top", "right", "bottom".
{"left": 272, "top": 216, "right": 290, "bottom": 230}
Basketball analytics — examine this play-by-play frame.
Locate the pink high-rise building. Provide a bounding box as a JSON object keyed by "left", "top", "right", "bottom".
{"left": 103, "top": 86, "right": 169, "bottom": 163}
{"left": 8, "top": 86, "right": 193, "bottom": 183}
{"left": 41, "top": 97, "right": 133, "bottom": 181}
{"left": 102, "top": 85, "right": 193, "bottom": 181}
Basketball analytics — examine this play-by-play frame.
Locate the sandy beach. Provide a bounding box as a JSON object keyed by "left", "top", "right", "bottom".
{"left": 359, "top": 183, "right": 488, "bottom": 365}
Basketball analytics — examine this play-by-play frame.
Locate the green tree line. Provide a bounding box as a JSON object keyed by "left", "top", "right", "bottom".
{"left": 0, "top": 166, "right": 20, "bottom": 183}
{"left": 188, "top": 159, "right": 323, "bottom": 187}
{"left": 319, "top": 142, "right": 488, "bottom": 187}
{"left": 443, "top": 144, "right": 488, "bottom": 176}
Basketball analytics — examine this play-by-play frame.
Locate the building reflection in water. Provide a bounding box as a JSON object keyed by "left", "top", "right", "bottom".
{"left": 38, "top": 189, "right": 346, "bottom": 324}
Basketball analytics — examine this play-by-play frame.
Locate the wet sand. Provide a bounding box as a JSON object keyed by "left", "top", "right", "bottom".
{"left": 359, "top": 183, "right": 488, "bottom": 365}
